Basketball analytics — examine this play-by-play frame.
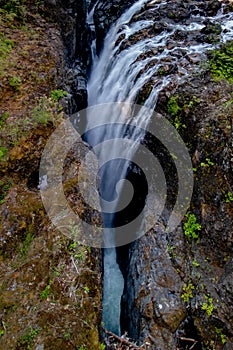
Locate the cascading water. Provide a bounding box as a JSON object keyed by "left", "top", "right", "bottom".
{"left": 86, "top": 0, "right": 233, "bottom": 336}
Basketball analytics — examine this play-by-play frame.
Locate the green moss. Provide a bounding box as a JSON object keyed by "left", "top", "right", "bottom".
{"left": 200, "top": 158, "right": 215, "bottom": 167}
{"left": 0, "top": 111, "right": 9, "bottom": 126}
{"left": 0, "top": 0, "right": 26, "bottom": 22}
{"left": 0, "top": 179, "right": 11, "bottom": 204}
{"left": 31, "top": 95, "right": 63, "bottom": 126}
{"left": 184, "top": 213, "right": 201, "bottom": 240}
{"left": 51, "top": 89, "right": 68, "bottom": 102}
{"left": 167, "top": 96, "right": 182, "bottom": 117}
{"left": 40, "top": 279, "right": 53, "bottom": 300}
{"left": 226, "top": 191, "right": 233, "bottom": 203}
{"left": 0, "top": 33, "right": 14, "bottom": 76}
{"left": 208, "top": 41, "right": 233, "bottom": 82}
{"left": 0, "top": 33, "right": 14, "bottom": 57}
{"left": 181, "top": 282, "right": 195, "bottom": 303}
{"left": 17, "top": 326, "right": 40, "bottom": 349}
{"left": 202, "top": 295, "right": 214, "bottom": 317}
{"left": 20, "top": 230, "right": 34, "bottom": 255}
{"left": 192, "top": 258, "right": 200, "bottom": 268}
{"left": 0, "top": 146, "right": 8, "bottom": 160}
{"left": 215, "top": 328, "right": 227, "bottom": 345}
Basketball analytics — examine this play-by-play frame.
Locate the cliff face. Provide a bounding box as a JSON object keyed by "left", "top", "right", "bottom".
{"left": 92, "top": 0, "right": 233, "bottom": 348}
{"left": 0, "top": 1, "right": 102, "bottom": 349}
{"left": 43, "top": 0, "right": 90, "bottom": 112}
{"left": 122, "top": 73, "right": 233, "bottom": 349}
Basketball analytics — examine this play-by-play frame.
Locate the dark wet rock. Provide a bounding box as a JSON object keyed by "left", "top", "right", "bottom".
{"left": 94, "top": 0, "right": 138, "bottom": 54}
{"left": 43, "top": 0, "right": 90, "bottom": 112}
{"left": 131, "top": 0, "right": 221, "bottom": 25}
{"left": 120, "top": 226, "right": 187, "bottom": 349}
{"left": 201, "top": 21, "right": 222, "bottom": 44}
{"left": 135, "top": 72, "right": 233, "bottom": 347}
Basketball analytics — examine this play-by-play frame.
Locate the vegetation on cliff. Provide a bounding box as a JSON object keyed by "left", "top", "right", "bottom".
{"left": 0, "top": 2, "right": 103, "bottom": 349}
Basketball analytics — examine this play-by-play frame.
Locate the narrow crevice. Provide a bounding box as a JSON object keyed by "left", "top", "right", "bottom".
{"left": 176, "top": 316, "right": 203, "bottom": 350}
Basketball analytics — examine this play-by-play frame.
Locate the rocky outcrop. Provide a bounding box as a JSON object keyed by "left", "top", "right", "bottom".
{"left": 121, "top": 47, "right": 233, "bottom": 350}
{"left": 44, "top": 0, "right": 90, "bottom": 112}
{"left": 93, "top": 0, "right": 137, "bottom": 54}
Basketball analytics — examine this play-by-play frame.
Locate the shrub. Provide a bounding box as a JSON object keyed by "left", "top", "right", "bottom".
{"left": 31, "top": 95, "right": 64, "bottom": 126}
{"left": 31, "top": 96, "right": 54, "bottom": 126}
{"left": 51, "top": 89, "right": 68, "bottom": 102}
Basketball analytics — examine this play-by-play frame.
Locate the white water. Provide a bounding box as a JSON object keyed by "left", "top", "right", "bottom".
{"left": 86, "top": 0, "right": 233, "bottom": 335}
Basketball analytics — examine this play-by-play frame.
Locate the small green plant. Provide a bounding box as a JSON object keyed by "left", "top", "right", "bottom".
{"left": 208, "top": 41, "right": 233, "bottom": 82}
{"left": 167, "top": 96, "right": 181, "bottom": 117}
{"left": 63, "top": 332, "right": 71, "bottom": 340}
{"left": 0, "top": 34, "right": 14, "bottom": 76}
{"left": 69, "top": 236, "right": 88, "bottom": 262}
{"left": 31, "top": 95, "right": 64, "bottom": 126}
{"left": 31, "top": 96, "right": 54, "bottom": 126}
{"left": 0, "top": 34, "right": 14, "bottom": 57}
{"left": 20, "top": 230, "right": 34, "bottom": 255}
{"left": 17, "top": 327, "right": 40, "bottom": 349}
{"left": 0, "top": 330, "right": 4, "bottom": 337}
{"left": 226, "top": 191, "right": 233, "bottom": 203}
{"left": 0, "top": 111, "right": 9, "bottom": 126}
{"left": 84, "top": 286, "right": 90, "bottom": 294}
{"left": 215, "top": 328, "right": 227, "bottom": 345}
{"left": 8, "top": 75, "right": 21, "bottom": 91}
{"left": 181, "top": 282, "right": 195, "bottom": 303}
{"left": 200, "top": 158, "right": 214, "bottom": 167}
{"left": 0, "top": 146, "right": 8, "bottom": 160}
{"left": 100, "top": 343, "right": 105, "bottom": 350}
{"left": 40, "top": 279, "right": 53, "bottom": 300}
{"left": 184, "top": 213, "right": 201, "bottom": 240}
{"left": 69, "top": 241, "right": 77, "bottom": 251}
{"left": 0, "top": 179, "right": 11, "bottom": 204}
{"left": 173, "top": 116, "right": 186, "bottom": 130}
{"left": 186, "top": 96, "right": 200, "bottom": 108}
{"left": 202, "top": 295, "right": 214, "bottom": 317}
{"left": 192, "top": 258, "right": 200, "bottom": 268}
{"left": 167, "top": 245, "right": 177, "bottom": 259}
{"left": 51, "top": 89, "right": 68, "bottom": 102}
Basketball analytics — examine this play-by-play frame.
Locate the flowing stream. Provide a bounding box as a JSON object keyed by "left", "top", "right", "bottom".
{"left": 86, "top": 0, "right": 233, "bottom": 335}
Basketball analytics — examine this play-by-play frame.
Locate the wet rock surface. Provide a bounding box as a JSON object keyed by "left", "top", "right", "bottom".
{"left": 93, "top": 0, "right": 137, "bottom": 54}
{"left": 120, "top": 74, "right": 233, "bottom": 348}
{"left": 44, "top": 0, "right": 89, "bottom": 112}
{"left": 91, "top": 0, "right": 233, "bottom": 348}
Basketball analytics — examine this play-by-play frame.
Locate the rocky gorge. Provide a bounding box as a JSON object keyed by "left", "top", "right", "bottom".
{"left": 0, "top": 0, "right": 233, "bottom": 349}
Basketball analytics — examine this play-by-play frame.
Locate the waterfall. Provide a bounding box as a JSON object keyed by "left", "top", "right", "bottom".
{"left": 85, "top": 0, "right": 233, "bottom": 336}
